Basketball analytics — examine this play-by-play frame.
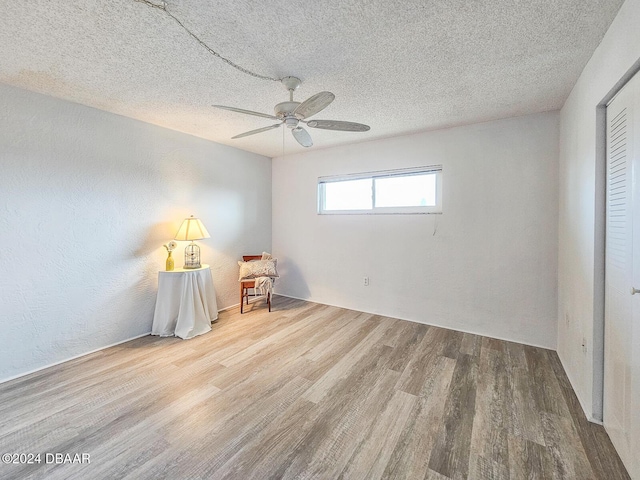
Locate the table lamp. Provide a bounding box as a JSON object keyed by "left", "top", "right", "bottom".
{"left": 174, "top": 215, "right": 210, "bottom": 269}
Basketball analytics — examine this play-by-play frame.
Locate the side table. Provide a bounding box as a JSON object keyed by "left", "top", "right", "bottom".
{"left": 151, "top": 264, "right": 218, "bottom": 339}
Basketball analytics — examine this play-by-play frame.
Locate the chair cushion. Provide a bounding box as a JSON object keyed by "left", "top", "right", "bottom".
{"left": 238, "top": 259, "right": 278, "bottom": 281}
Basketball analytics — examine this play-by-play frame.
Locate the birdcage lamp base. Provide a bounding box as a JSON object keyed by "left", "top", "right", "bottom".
{"left": 183, "top": 242, "right": 201, "bottom": 269}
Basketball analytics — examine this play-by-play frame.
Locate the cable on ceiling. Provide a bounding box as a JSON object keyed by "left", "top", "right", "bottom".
{"left": 134, "top": 0, "right": 282, "bottom": 82}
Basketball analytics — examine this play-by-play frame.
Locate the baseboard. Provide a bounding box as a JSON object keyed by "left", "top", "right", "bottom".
{"left": 0, "top": 332, "right": 151, "bottom": 385}
{"left": 275, "top": 294, "right": 603, "bottom": 426}
{"left": 218, "top": 295, "right": 270, "bottom": 312}
{"left": 556, "top": 349, "right": 600, "bottom": 423}
{"left": 2, "top": 298, "right": 269, "bottom": 384}
{"left": 275, "top": 293, "right": 555, "bottom": 351}
{"left": 218, "top": 303, "right": 240, "bottom": 313}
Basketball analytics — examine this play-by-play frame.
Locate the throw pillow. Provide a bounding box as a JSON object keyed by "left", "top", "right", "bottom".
{"left": 238, "top": 259, "right": 278, "bottom": 281}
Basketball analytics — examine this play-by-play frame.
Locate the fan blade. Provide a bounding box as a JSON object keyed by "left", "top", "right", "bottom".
{"left": 292, "top": 127, "right": 313, "bottom": 147}
{"left": 306, "top": 119, "right": 370, "bottom": 132}
{"left": 232, "top": 123, "right": 282, "bottom": 139}
{"left": 214, "top": 105, "right": 278, "bottom": 120}
{"left": 293, "top": 92, "right": 335, "bottom": 119}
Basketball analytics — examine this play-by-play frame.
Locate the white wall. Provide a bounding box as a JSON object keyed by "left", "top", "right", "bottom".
{"left": 273, "top": 112, "right": 559, "bottom": 349}
{"left": 558, "top": 0, "right": 640, "bottom": 421}
{"left": 0, "top": 83, "right": 271, "bottom": 382}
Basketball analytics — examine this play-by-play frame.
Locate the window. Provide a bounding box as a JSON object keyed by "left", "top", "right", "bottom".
{"left": 318, "top": 166, "right": 442, "bottom": 214}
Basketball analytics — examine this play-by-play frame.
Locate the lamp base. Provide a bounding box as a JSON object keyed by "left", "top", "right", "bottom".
{"left": 184, "top": 242, "right": 201, "bottom": 269}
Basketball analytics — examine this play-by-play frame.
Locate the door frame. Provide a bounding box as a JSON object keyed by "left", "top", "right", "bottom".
{"left": 593, "top": 57, "right": 640, "bottom": 422}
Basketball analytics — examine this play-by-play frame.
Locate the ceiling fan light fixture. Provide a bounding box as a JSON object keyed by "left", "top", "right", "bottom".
{"left": 292, "top": 126, "right": 313, "bottom": 147}
{"left": 285, "top": 117, "right": 299, "bottom": 129}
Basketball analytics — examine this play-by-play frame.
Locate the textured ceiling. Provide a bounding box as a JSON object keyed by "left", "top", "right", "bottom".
{"left": 0, "top": 0, "right": 624, "bottom": 158}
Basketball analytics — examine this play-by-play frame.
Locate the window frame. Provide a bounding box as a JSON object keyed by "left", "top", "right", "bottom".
{"left": 317, "top": 165, "right": 443, "bottom": 215}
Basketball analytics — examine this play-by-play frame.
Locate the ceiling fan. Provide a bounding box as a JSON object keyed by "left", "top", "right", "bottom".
{"left": 213, "top": 76, "right": 370, "bottom": 148}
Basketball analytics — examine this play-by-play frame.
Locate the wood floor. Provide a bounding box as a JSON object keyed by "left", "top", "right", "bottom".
{"left": 0, "top": 296, "right": 630, "bottom": 479}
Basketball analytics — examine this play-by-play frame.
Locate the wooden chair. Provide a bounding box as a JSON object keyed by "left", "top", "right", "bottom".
{"left": 240, "top": 255, "right": 272, "bottom": 314}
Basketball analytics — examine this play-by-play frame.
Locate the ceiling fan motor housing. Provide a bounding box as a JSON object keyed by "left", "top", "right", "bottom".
{"left": 275, "top": 101, "right": 302, "bottom": 128}
{"left": 274, "top": 101, "right": 300, "bottom": 118}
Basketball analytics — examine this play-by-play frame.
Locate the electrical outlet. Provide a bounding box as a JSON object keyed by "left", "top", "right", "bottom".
{"left": 364, "top": 276, "right": 370, "bottom": 286}
{"left": 582, "top": 337, "right": 587, "bottom": 353}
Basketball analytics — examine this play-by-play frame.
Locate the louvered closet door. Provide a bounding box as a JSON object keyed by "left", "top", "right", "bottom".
{"left": 604, "top": 70, "right": 640, "bottom": 479}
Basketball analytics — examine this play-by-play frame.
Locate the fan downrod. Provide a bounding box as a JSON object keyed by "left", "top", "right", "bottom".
{"left": 275, "top": 76, "right": 302, "bottom": 126}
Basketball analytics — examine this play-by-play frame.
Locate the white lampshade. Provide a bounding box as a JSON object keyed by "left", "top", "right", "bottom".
{"left": 174, "top": 215, "right": 211, "bottom": 241}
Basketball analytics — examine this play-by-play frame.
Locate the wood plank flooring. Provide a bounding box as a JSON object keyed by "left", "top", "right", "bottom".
{"left": 0, "top": 296, "right": 630, "bottom": 479}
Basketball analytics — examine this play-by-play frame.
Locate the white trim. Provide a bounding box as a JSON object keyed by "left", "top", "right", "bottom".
{"left": 274, "top": 293, "right": 554, "bottom": 351}
{"left": 315, "top": 210, "right": 444, "bottom": 216}
{"left": 318, "top": 165, "right": 443, "bottom": 215}
{"left": 591, "top": 58, "right": 640, "bottom": 424}
{"left": 557, "top": 348, "right": 599, "bottom": 423}
{"left": 318, "top": 164, "right": 443, "bottom": 183}
{"left": 217, "top": 296, "right": 266, "bottom": 312}
{"left": 0, "top": 299, "right": 252, "bottom": 384}
{"left": 0, "top": 331, "right": 151, "bottom": 385}
{"left": 217, "top": 303, "right": 240, "bottom": 312}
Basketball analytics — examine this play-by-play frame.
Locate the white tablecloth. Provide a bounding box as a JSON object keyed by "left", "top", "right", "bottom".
{"left": 151, "top": 264, "right": 218, "bottom": 339}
